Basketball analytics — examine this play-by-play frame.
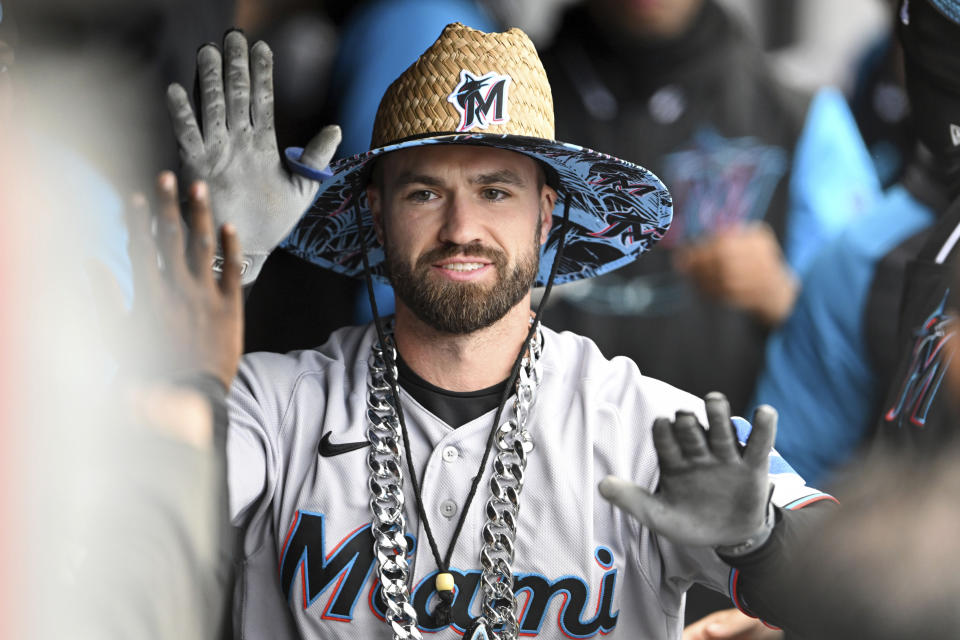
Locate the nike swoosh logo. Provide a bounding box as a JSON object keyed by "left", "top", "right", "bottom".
{"left": 318, "top": 432, "right": 370, "bottom": 457}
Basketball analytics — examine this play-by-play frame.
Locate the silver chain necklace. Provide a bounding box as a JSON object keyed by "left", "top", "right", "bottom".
{"left": 366, "top": 324, "right": 543, "bottom": 640}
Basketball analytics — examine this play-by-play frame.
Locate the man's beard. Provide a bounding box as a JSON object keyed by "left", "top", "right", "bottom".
{"left": 386, "top": 218, "right": 542, "bottom": 335}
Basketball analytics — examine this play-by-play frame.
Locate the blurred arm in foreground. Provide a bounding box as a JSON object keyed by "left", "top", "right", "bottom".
{"left": 69, "top": 174, "right": 243, "bottom": 640}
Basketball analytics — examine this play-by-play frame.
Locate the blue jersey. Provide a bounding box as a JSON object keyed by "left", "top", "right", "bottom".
{"left": 752, "top": 185, "right": 935, "bottom": 486}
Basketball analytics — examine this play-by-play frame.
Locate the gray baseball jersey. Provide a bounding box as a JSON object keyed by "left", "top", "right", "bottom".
{"left": 226, "top": 323, "right": 828, "bottom": 639}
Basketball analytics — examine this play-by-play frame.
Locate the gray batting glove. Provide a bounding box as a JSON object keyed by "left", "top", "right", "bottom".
{"left": 165, "top": 30, "right": 341, "bottom": 285}
{"left": 599, "top": 392, "right": 776, "bottom": 554}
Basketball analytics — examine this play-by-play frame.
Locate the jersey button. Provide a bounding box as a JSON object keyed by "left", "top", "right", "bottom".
{"left": 440, "top": 500, "right": 458, "bottom": 518}
{"left": 442, "top": 446, "right": 459, "bottom": 462}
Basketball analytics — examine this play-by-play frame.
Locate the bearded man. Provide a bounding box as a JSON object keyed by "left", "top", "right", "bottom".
{"left": 163, "top": 24, "right": 835, "bottom": 640}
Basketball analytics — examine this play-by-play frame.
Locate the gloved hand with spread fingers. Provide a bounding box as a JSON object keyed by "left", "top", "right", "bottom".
{"left": 599, "top": 392, "right": 777, "bottom": 556}
{"left": 165, "top": 29, "right": 341, "bottom": 285}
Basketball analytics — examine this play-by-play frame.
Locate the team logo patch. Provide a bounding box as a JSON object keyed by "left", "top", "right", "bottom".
{"left": 659, "top": 128, "right": 787, "bottom": 247}
{"left": 447, "top": 70, "right": 511, "bottom": 132}
{"left": 885, "top": 291, "right": 956, "bottom": 428}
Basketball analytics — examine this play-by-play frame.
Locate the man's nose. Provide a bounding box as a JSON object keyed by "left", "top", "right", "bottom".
{"left": 437, "top": 194, "right": 483, "bottom": 246}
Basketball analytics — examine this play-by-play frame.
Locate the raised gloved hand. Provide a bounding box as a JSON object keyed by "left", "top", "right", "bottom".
{"left": 165, "top": 29, "right": 341, "bottom": 285}
{"left": 599, "top": 392, "right": 776, "bottom": 553}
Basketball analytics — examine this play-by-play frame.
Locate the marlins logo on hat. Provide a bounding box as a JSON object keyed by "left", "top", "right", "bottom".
{"left": 281, "top": 23, "right": 673, "bottom": 286}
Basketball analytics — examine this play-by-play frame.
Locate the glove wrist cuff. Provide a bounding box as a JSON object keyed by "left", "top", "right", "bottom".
{"left": 715, "top": 494, "right": 776, "bottom": 557}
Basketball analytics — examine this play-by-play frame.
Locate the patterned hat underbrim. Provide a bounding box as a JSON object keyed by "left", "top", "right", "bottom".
{"left": 280, "top": 133, "right": 673, "bottom": 287}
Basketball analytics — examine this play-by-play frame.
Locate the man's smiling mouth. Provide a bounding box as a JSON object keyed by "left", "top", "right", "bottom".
{"left": 440, "top": 262, "right": 487, "bottom": 272}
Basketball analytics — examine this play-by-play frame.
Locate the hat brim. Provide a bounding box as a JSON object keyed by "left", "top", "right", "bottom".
{"left": 280, "top": 133, "right": 672, "bottom": 287}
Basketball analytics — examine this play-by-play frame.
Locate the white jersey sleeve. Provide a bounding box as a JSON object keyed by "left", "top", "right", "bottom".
{"left": 226, "top": 325, "right": 370, "bottom": 528}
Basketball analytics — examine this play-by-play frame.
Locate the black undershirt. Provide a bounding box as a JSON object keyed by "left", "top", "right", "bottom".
{"left": 396, "top": 355, "right": 508, "bottom": 428}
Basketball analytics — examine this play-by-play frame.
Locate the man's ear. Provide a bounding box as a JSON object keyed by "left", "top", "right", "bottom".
{"left": 539, "top": 185, "right": 556, "bottom": 245}
{"left": 367, "top": 185, "right": 384, "bottom": 244}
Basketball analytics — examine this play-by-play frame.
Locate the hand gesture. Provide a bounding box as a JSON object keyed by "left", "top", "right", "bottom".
{"left": 165, "top": 30, "right": 341, "bottom": 285}
{"left": 674, "top": 223, "right": 798, "bottom": 327}
{"left": 599, "top": 392, "right": 776, "bottom": 549}
{"left": 125, "top": 172, "right": 244, "bottom": 390}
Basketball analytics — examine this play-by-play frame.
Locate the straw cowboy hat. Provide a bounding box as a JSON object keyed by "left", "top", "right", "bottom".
{"left": 282, "top": 22, "right": 673, "bottom": 286}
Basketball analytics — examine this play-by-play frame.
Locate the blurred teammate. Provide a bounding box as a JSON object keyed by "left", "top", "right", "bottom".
{"left": 2, "top": 1, "right": 240, "bottom": 636}
{"left": 539, "top": 0, "right": 878, "bottom": 414}
{"left": 754, "top": 0, "right": 960, "bottom": 486}
{"left": 684, "top": 2, "right": 960, "bottom": 634}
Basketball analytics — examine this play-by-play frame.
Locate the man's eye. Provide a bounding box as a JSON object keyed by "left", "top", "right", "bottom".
{"left": 407, "top": 190, "right": 437, "bottom": 203}
{"left": 482, "top": 188, "right": 508, "bottom": 201}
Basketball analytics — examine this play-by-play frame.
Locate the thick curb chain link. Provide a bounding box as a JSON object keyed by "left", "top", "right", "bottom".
{"left": 366, "top": 324, "right": 543, "bottom": 640}
{"left": 475, "top": 326, "right": 543, "bottom": 640}
{"left": 367, "top": 334, "right": 423, "bottom": 640}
